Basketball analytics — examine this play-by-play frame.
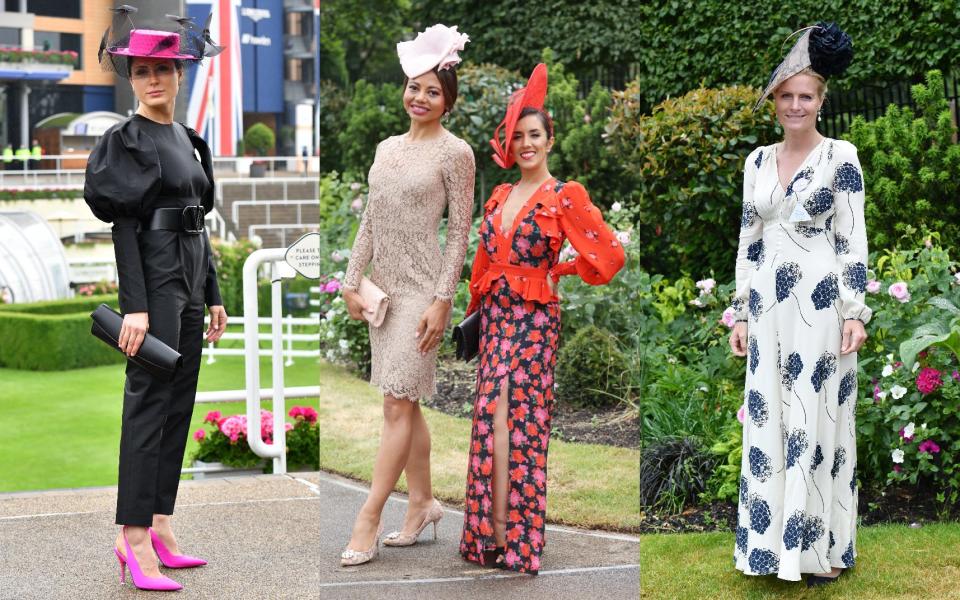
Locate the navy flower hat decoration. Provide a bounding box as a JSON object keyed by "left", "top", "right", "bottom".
{"left": 755, "top": 22, "right": 853, "bottom": 111}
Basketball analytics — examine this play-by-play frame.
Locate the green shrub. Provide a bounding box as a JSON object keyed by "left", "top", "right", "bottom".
{"left": 0, "top": 294, "right": 124, "bottom": 370}
{"left": 845, "top": 70, "right": 960, "bottom": 254}
{"left": 336, "top": 80, "right": 406, "bottom": 176}
{"left": 210, "top": 239, "right": 258, "bottom": 317}
{"left": 556, "top": 325, "right": 629, "bottom": 409}
{"left": 318, "top": 287, "right": 371, "bottom": 378}
{"left": 607, "top": 82, "right": 777, "bottom": 280}
{"left": 244, "top": 123, "right": 275, "bottom": 157}
{"left": 318, "top": 81, "right": 351, "bottom": 173}
{"left": 640, "top": 436, "right": 717, "bottom": 514}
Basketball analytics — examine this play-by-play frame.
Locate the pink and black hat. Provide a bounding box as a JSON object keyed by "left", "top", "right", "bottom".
{"left": 98, "top": 5, "right": 222, "bottom": 78}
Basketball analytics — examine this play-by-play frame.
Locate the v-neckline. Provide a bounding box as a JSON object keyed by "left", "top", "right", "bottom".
{"left": 496, "top": 177, "right": 555, "bottom": 240}
{"left": 774, "top": 138, "right": 826, "bottom": 194}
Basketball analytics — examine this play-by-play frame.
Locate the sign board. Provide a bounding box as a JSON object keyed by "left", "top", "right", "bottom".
{"left": 284, "top": 232, "right": 320, "bottom": 279}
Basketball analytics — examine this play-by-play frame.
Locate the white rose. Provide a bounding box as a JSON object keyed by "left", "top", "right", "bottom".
{"left": 886, "top": 353, "right": 894, "bottom": 361}
{"left": 881, "top": 365, "right": 894, "bottom": 377}
{"left": 611, "top": 202, "right": 622, "bottom": 212}
{"left": 921, "top": 423, "right": 927, "bottom": 430}
{"left": 892, "top": 448, "right": 905, "bottom": 464}
{"left": 890, "top": 385, "right": 908, "bottom": 400}
{"left": 903, "top": 422, "right": 916, "bottom": 438}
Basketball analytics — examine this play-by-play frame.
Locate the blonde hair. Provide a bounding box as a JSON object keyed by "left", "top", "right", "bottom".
{"left": 792, "top": 67, "right": 828, "bottom": 100}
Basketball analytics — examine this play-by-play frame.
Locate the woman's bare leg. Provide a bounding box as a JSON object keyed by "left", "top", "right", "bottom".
{"left": 492, "top": 381, "right": 510, "bottom": 547}
{"left": 396, "top": 402, "right": 435, "bottom": 532}
{"left": 345, "top": 394, "right": 417, "bottom": 551}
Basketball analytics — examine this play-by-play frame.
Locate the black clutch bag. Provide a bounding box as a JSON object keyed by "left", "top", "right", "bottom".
{"left": 90, "top": 303, "right": 183, "bottom": 382}
{"left": 452, "top": 310, "right": 480, "bottom": 362}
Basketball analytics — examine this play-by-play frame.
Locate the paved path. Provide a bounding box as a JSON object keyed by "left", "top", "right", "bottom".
{"left": 317, "top": 471, "right": 639, "bottom": 600}
{"left": 0, "top": 473, "right": 320, "bottom": 599}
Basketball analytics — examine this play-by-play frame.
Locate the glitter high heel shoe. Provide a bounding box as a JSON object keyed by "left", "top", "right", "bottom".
{"left": 383, "top": 499, "right": 444, "bottom": 547}
{"left": 340, "top": 524, "right": 383, "bottom": 566}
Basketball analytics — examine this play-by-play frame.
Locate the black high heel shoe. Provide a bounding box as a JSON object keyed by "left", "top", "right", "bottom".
{"left": 481, "top": 546, "right": 506, "bottom": 569}
{"left": 806, "top": 569, "right": 845, "bottom": 588}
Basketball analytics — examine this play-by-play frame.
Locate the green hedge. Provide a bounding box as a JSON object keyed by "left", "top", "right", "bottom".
{"left": 0, "top": 294, "right": 124, "bottom": 371}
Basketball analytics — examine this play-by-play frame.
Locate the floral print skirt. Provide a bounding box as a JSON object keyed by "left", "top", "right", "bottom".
{"left": 459, "top": 275, "right": 560, "bottom": 574}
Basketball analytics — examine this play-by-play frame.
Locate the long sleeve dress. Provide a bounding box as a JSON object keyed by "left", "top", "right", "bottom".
{"left": 731, "top": 138, "right": 871, "bottom": 581}
{"left": 459, "top": 178, "right": 625, "bottom": 574}
{"left": 342, "top": 130, "right": 475, "bottom": 400}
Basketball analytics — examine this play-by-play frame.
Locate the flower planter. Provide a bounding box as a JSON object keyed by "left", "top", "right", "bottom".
{"left": 189, "top": 459, "right": 266, "bottom": 479}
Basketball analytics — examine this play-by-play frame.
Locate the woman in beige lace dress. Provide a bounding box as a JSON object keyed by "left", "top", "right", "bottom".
{"left": 338, "top": 25, "right": 475, "bottom": 566}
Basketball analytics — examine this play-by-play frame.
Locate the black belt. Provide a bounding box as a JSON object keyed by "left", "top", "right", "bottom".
{"left": 146, "top": 205, "right": 205, "bottom": 234}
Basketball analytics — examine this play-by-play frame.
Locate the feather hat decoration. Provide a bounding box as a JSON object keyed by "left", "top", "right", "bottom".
{"left": 755, "top": 22, "right": 853, "bottom": 111}
{"left": 489, "top": 63, "right": 548, "bottom": 169}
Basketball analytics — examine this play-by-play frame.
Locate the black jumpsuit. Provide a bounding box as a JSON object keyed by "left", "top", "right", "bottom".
{"left": 84, "top": 114, "right": 222, "bottom": 526}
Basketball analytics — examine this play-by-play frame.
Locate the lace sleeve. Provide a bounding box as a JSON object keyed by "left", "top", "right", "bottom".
{"left": 434, "top": 138, "right": 476, "bottom": 301}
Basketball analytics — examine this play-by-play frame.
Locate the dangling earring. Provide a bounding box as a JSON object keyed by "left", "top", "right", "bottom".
{"left": 817, "top": 109, "right": 822, "bottom": 122}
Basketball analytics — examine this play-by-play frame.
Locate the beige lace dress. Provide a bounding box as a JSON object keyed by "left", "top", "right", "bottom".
{"left": 343, "top": 129, "right": 475, "bottom": 400}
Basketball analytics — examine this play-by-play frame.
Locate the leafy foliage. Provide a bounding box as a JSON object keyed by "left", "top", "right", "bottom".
{"left": 243, "top": 123, "right": 275, "bottom": 157}
{"left": 845, "top": 70, "right": 960, "bottom": 253}
{"left": 640, "top": 436, "right": 717, "bottom": 514}
{"left": 336, "top": 80, "right": 406, "bottom": 176}
{"left": 320, "top": 0, "right": 412, "bottom": 86}
{"left": 556, "top": 325, "right": 631, "bottom": 409}
{"left": 606, "top": 82, "right": 778, "bottom": 279}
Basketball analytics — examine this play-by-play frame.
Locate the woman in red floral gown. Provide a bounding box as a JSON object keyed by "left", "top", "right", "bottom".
{"left": 459, "top": 64, "right": 625, "bottom": 574}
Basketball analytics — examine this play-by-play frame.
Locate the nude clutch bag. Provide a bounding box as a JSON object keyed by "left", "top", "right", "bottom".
{"left": 358, "top": 277, "right": 389, "bottom": 327}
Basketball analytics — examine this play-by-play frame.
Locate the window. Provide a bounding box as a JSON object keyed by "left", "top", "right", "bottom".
{"left": 0, "top": 27, "right": 19, "bottom": 47}
{"left": 33, "top": 31, "right": 81, "bottom": 67}
{"left": 3, "top": 0, "right": 81, "bottom": 18}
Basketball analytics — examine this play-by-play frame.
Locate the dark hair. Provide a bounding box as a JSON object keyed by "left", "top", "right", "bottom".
{"left": 403, "top": 65, "right": 459, "bottom": 114}
{"left": 518, "top": 106, "right": 554, "bottom": 138}
{"left": 126, "top": 57, "right": 185, "bottom": 78}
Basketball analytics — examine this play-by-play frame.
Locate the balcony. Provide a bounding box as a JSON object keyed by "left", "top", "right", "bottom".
{"left": 0, "top": 47, "right": 77, "bottom": 82}
{"left": 283, "top": 80, "right": 316, "bottom": 103}
{"left": 283, "top": 34, "right": 315, "bottom": 60}
{"left": 283, "top": 0, "right": 314, "bottom": 12}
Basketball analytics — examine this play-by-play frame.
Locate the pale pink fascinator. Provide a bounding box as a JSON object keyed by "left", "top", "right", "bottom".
{"left": 397, "top": 24, "right": 470, "bottom": 79}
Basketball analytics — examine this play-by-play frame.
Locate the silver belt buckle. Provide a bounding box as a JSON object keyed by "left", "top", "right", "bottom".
{"left": 181, "top": 205, "right": 204, "bottom": 234}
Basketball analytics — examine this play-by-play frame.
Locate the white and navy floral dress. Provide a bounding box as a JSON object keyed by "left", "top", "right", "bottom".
{"left": 731, "top": 138, "right": 871, "bottom": 581}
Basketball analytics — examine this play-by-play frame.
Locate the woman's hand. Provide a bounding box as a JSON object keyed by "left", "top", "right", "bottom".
{"left": 206, "top": 305, "right": 228, "bottom": 343}
{"left": 342, "top": 288, "right": 369, "bottom": 321}
{"left": 119, "top": 312, "right": 149, "bottom": 357}
{"left": 841, "top": 319, "right": 868, "bottom": 355}
{"left": 416, "top": 299, "right": 452, "bottom": 354}
{"left": 729, "top": 321, "right": 748, "bottom": 357}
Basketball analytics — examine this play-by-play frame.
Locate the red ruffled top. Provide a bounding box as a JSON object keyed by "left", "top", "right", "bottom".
{"left": 467, "top": 179, "right": 625, "bottom": 314}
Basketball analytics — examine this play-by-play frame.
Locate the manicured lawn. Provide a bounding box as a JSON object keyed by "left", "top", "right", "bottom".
{"left": 318, "top": 360, "right": 639, "bottom": 531}
{"left": 0, "top": 356, "right": 318, "bottom": 492}
{"left": 640, "top": 524, "right": 960, "bottom": 599}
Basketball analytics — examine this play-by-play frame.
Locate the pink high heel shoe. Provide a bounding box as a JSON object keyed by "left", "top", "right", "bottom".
{"left": 150, "top": 528, "right": 207, "bottom": 568}
{"left": 114, "top": 526, "right": 182, "bottom": 591}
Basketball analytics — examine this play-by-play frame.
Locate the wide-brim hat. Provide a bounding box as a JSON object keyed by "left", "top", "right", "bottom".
{"left": 98, "top": 5, "right": 222, "bottom": 78}
{"left": 755, "top": 22, "right": 853, "bottom": 111}
{"left": 490, "top": 63, "right": 548, "bottom": 169}
{"left": 397, "top": 24, "right": 470, "bottom": 79}
{"left": 109, "top": 29, "right": 194, "bottom": 60}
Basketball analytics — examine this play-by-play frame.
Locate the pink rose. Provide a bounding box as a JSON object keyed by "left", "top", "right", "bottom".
{"left": 866, "top": 280, "right": 881, "bottom": 294}
{"left": 888, "top": 281, "right": 911, "bottom": 303}
{"left": 204, "top": 410, "right": 222, "bottom": 424}
{"left": 737, "top": 405, "right": 745, "bottom": 424}
{"left": 696, "top": 278, "right": 716, "bottom": 294}
{"left": 323, "top": 279, "right": 341, "bottom": 293}
{"left": 350, "top": 197, "right": 364, "bottom": 212}
{"left": 193, "top": 429, "right": 205, "bottom": 442}
{"left": 721, "top": 307, "right": 737, "bottom": 328}
{"left": 898, "top": 427, "right": 914, "bottom": 442}
{"left": 916, "top": 367, "right": 943, "bottom": 395}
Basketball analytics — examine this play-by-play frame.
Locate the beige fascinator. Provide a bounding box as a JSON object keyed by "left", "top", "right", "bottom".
{"left": 397, "top": 24, "right": 470, "bottom": 79}
{"left": 755, "top": 22, "right": 853, "bottom": 111}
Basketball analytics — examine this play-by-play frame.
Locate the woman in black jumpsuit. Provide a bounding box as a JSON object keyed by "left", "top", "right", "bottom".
{"left": 84, "top": 13, "right": 226, "bottom": 591}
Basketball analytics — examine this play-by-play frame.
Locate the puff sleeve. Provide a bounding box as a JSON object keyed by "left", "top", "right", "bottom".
{"left": 434, "top": 137, "right": 476, "bottom": 301}
{"left": 732, "top": 148, "right": 764, "bottom": 322}
{"left": 549, "top": 181, "right": 624, "bottom": 285}
{"left": 831, "top": 141, "right": 871, "bottom": 324}
{"left": 83, "top": 122, "right": 161, "bottom": 314}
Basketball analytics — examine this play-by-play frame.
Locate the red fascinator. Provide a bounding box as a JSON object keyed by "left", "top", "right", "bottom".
{"left": 490, "top": 63, "right": 548, "bottom": 169}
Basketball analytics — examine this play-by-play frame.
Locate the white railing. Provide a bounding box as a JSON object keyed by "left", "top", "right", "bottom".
{"left": 202, "top": 313, "right": 319, "bottom": 365}
{"left": 0, "top": 171, "right": 85, "bottom": 186}
{"left": 218, "top": 176, "right": 319, "bottom": 204}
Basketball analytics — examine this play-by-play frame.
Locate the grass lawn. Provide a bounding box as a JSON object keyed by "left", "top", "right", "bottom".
{"left": 640, "top": 524, "right": 960, "bottom": 599}
{"left": 318, "top": 360, "right": 639, "bottom": 531}
{"left": 0, "top": 356, "right": 318, "bottom": 492}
